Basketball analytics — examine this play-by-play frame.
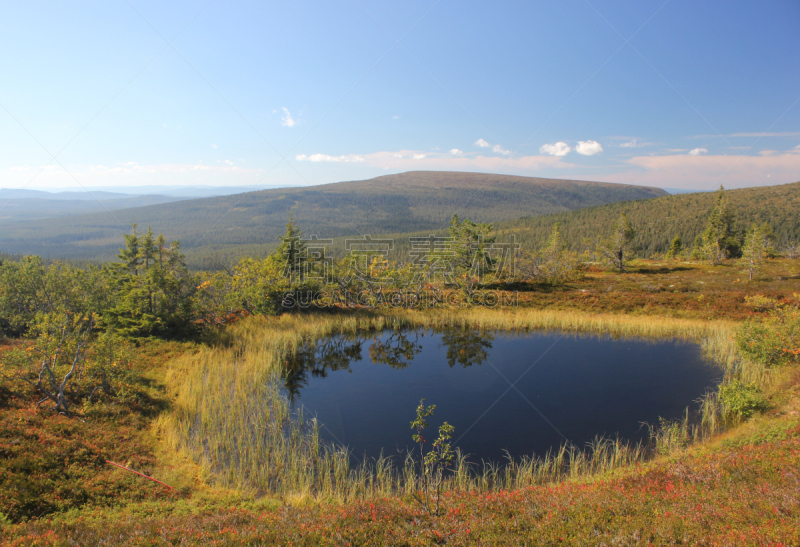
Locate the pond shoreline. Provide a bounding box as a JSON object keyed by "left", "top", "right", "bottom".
{"left": 160, "top": 308, "right": 744, "bottom": 500}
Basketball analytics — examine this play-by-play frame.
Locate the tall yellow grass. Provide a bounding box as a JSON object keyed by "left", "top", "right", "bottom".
{"left": 158, "top": 307, "right": 761, "bottom": 501}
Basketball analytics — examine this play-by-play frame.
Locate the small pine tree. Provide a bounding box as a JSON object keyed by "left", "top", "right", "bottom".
{"left": 272, "top": 215, "right": 307, "bottom": 281}
{"left": 448, "top": 213, "right": 495, "bottom": 279}
{"left": 665, "top": 235, "right": 683, "bottom": 259}
{"left": 740, "top": 224, "right": 767, "bottom": 280}
{"left": 105, "top": 224, "right": 193, "bottom": 337}
{"left": 783, "top": 239, "right": 800, "bottom": 260}
{"left": 534, "top": 223, "right": 579, "bottom": 284}
{"left": 690, "top": 234, "right": 704, "bottom": 260}
{"left": 597, "top": 213, "right": 636, "bottom": 271}
{"left": 758, "top": 222, "right": 778, "bottom": 258}
{"left": 701, "top": 186, "right": 739, "bottom": 264}
{"left": 155, "top": 233, "right": 167, "bottom": 270}
{"left": 117, "top": 223, "right": 142, "bottom": 275}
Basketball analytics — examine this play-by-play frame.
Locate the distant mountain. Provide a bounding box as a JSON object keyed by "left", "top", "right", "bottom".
{"left": 12, "top": 185, "right": 270, "bottom": 198}
{"left": 661, "top": 187, "right": 704, "bottom": 195}
{"left": 0, "top": 192, "right": 187, "bottom": 222}
{"left": 0, "top": 171, "right": 667, "bottom": 263}
{"left": 0, "top": 189, "right": 136, "bottom": 201}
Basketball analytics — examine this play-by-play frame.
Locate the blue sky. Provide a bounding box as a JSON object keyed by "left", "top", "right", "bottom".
{"left": 1, "top": 0, "right": 799, "bottom": 191}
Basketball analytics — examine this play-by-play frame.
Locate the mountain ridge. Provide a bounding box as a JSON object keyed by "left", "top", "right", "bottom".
{"left": 0, "top": 171, "right": 667, "bottom": 263}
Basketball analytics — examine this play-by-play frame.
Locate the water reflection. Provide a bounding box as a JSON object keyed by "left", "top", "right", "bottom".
{"left": 283, "top": 334, "right": 365, "bottom": 403}
{"left": 282, "top": 328, "right": 495, "bottom": 401}
{"left": 441, "top": 330, "right": 494, "bottom": 368}
{"left": 280, "top": 328, "right": 720, "bottom": 463}
{"left": 368, "top": 330, "right": 423, "bottom": 369}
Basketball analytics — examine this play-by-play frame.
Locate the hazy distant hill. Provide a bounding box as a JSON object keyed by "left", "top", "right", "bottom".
{"left": 0, "top": 189, "right": 136, "bottom": 200}
{"left": 0, "top": 186, "right": 264, "bottom": 223}
{"left": 0, "top": 191, "right": 186, "bottom": 222}
{"left": 0, "top": 171, "right": 666, "bottom": 262}
{"left": 493, "top": 181, "right": 800, "bottom": 257}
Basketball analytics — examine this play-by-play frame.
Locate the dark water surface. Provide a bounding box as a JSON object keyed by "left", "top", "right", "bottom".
{"left": 282, "top": 329, "right": 720, "bottom": 463}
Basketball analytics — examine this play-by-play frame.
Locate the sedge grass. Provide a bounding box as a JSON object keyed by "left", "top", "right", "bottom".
{"left": 158, "top": 307, "right": 763, "bottom": 502}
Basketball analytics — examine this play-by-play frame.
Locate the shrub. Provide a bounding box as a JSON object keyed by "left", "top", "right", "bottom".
{"left": 719, "top": 380, "right": 767, "bottom": 421}
{"left": 743, "top": 294, "right": 777, "bottom": 312}
{"left": 735, "top": 303, "right": 800, "bottom": 367}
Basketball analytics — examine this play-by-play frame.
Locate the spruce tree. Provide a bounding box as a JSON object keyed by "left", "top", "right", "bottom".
{"left": 117, "top": 223, "right": 141, "bottom": 275}
{"left": 740, "top": 224, "right": 766, "bottom": 280}
{"left": 105, "top": 224, "right": 193, "bottom": 337}
{"left": 665, "top": 235, "right": 683, "bottom": 259}
{"left": 701, "top": 186, "right": 739, "bottom": 264}
{"left": 448, "top": 214, "right": 494, "bottom": 278}
{"left": 273, "top": 215, "right": 307, "bottom": 281}
{"left": 598, "top": 213, "right": 636, "bottom": 271}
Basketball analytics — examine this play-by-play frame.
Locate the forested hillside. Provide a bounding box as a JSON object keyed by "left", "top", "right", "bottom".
{"left": 498, "top": 181, "right": 800, "bottom": 257}
{"left": 0, "top": 171, "right": 665, "bottom": 263}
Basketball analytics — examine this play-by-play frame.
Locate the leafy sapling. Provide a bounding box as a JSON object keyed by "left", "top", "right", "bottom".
{"left": 410, "top": 398, "right": 455, "bottom": 516}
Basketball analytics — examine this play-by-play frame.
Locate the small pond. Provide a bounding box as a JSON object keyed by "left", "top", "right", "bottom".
{"left": 282, "top": 328, "right": 720, "bottom": 463}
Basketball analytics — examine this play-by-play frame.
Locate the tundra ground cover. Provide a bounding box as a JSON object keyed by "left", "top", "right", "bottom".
{"left": 514, "top": 259, "right": 800, "bottom": 321}
{"left": 2, "top": 258, "right": 799, "bottom": 545}
{"left": 5, "top": 426, "right": 800, "bottom": 545}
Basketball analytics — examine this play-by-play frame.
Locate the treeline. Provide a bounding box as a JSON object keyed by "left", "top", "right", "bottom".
{"left": 501, "top": 181, "right": 800, "bottom": 258}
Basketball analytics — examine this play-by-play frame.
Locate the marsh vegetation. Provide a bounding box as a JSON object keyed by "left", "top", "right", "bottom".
{"left": 160, "top": 308, "right": 763, "bottom": 502}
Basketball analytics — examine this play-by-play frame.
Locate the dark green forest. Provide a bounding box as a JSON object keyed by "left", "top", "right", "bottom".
{"left": 497, "top": 181, "right": 800, "bottom": 258}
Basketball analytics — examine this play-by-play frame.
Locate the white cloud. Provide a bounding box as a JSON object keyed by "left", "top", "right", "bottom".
{"left": 372, "top": 149, "right": 574, "bottom": 172}
{"left": 295, "top": 153, "right": 365, "bottom": 163}
{"left": 612, "top": 137, "right": 654, "bottom": 149}
{"left": 576, "top": 140, "right": 603, "bottom": 156}
{"left": 492, "top": 144, "right": 511, "bottom": 156}
{"left": 473, "top": 138, "right": 512, "bottom": 155}
{"left": 392, "top": 115, "right": 400, "bottom": 120}
{"left": 539, "top": 142, "right": 571, "bottom": 156}
{"left": 281, "top": 107, "right": 296, "bottom": 128}
{"left": 294, "top": 148, "right": 574, "bottom": 174}
{"left": 688, "top": 148, "right": 708, "bottom": 156}
{"left": 211, "top": 143, "right": 218, "bottom": 149}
